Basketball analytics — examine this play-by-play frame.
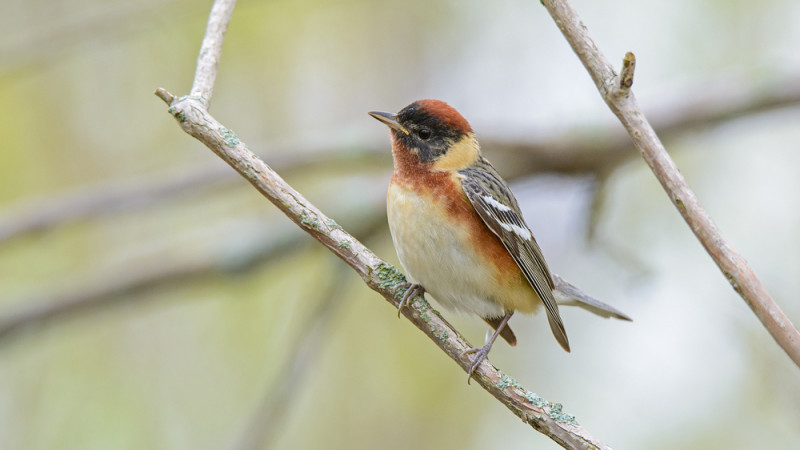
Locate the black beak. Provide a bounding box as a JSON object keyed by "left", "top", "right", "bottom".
{"left": 368, "top": 111, "right": 409, "bottom": 135}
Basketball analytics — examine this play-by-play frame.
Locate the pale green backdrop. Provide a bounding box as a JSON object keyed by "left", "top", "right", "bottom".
{"left": 1, "top": 0, "right": 799, "bottom": 449}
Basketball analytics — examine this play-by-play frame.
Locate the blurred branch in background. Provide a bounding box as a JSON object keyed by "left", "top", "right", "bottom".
{"left": 152, "top": 0, "right": 611, "bottom": 447}
{"left": 0, "top": 1, "right": 182, "bottom": 79}
{"left": 0, "top": 148, "right": 386, "bottom": 245}
{"left": 0, "top": 164, "right": 231, "bottom": 244}
{"left": 233, "top": 261, "right": 349, "bottom": 450}
{"left": 0, "top": 176, "right": 387, "bottom": 343}
{"left": 541, "top": 0, "right": 800, "bottom": 367}
{"left": 491, "top": 72, "right": 800, "bottom": 178}
{"left": 2, "top": 73, "right": 799, "bottom": 245}
{"left": 0, "top": 221, "right": 296, "bottom": 342}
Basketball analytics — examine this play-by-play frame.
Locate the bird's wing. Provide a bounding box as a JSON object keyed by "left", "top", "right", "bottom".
{"left": 460, "top": 160, "right": 570, "bottom": 352}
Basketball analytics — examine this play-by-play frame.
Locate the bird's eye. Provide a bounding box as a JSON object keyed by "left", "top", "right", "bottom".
{"left": 418, "top": 128, "right": 432, "bottom": 140}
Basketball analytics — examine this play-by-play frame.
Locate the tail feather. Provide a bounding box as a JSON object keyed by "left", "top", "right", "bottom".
{"left": 552, "top": 274, "right": 632, "bottom": 321}
{"left": 546, "top": 313, "right": 571, "bottom": 352}
{"left": 484, "top": 275, "right": 629, "bottom": 351}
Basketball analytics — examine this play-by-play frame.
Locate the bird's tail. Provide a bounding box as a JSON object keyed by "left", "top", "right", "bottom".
{"left": 552, "top": 274, "right": 632, "bottom": 321}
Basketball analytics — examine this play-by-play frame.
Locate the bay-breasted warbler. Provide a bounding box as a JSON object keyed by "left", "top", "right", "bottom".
{"left": 370, "top": 99, "right": 629, "bottom": 381}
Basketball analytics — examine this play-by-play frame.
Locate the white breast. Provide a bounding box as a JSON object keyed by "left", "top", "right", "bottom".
{"left": 387, "top": 184, "right": 505, "bottom": 318}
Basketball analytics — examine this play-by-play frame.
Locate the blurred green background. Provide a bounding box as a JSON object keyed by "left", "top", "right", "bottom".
{"left": 1, "top": 0, "right": 799, "bottom": 448}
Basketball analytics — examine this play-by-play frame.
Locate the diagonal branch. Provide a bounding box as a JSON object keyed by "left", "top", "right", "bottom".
{"left": 541, "top": 0, "right": 800, "bottom": 368}
{"left": 153, "top": 2, "right": 613, "bottom": 447}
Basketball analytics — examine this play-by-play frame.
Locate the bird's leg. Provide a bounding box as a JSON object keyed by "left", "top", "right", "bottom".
{"left": 392, "top": 282, "right": 425, "bottom": 318}
{"left": 462, "top": 311, "right": 513, "bottom": 383}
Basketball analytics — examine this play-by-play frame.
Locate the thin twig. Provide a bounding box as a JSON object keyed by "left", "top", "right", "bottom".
{"left": 153, "top": 2, "right": 611, "bottom": 447}
{"left": 541, "top": 0, "right": 800, "bottom": 367}
{"left": 190, "top": 0, "right": 237, "bottom": 104}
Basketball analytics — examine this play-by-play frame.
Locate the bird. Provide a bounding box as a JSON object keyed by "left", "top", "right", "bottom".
{"left": 369, "top": 99, "right": 630, "bottom": 381}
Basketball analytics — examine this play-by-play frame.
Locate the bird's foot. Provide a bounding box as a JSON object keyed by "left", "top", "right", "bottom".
{"left": 461, "top": 343, "right": 493, "bottom": 384}
{"left": 392, "top": 282, "right": 425, "bottom": 318}
{"left": 461, "top": 311, "right": 512, "bottom": 384}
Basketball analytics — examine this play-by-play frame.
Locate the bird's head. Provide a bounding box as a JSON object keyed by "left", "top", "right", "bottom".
{"left": 369, "top": 99, "right": 480, "bottom": 172}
